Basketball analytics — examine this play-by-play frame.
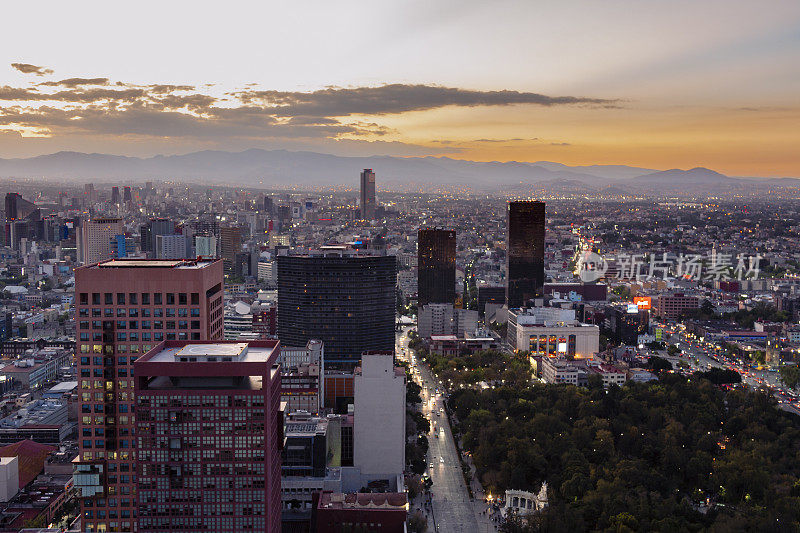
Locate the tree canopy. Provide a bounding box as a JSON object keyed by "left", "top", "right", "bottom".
{"left": 449, "top": 374, "right": 800, "bottom": 531}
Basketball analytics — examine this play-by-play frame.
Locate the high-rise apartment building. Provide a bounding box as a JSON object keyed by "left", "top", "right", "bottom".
{"left": 134, "top": 340, "right": 282, "bottom": 532}
{"left": 77, "top": 218, "right": 125, "bottom": 265}
{"left": 417, "top": 228, "right": 456, "bottom": 307}
{"left": 155, "top": 233, "right": 191, "bottom": 260}
{"left": 359, "top": 169, "right": 376, "bottom": 220}
{"left": 277, "top": 248, "right": 396, "bottom": 367}
{"left": 72, "top": 259, "right": 224, "bottom": 533}
{"left": 506, "top": 201, "right": 546, "bottom": 308}
{"left": 220, "top": 226, "right": 243, "bottom": 275}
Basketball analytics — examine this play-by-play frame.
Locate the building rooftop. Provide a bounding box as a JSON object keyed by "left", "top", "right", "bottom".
{"left": 145, "top": 342, "right": 277, "bottom": 364}
{"left": 91, "top": 259, "right": 215, "bottom": 269}
{"left": 318, "top": 491, "right": 407, "bottom": 510}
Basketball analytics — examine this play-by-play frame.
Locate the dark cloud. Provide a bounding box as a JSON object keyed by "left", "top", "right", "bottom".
{"left": 0, "top": 75, "right": 616, "bottom": 146}
{"left": 11, "top": 63, "right": 53, "bottom": 76}
{"left": 550, "top": 142, "right": 571, "bottom": 146}
{"left": 471, "top": 138, "right": 534, "bottom": 143}
{"left": 233, "top": 84, "right": 617, "bottom": 117}
{"left": 39, "top": 77, "right": 109, "bottom": 87}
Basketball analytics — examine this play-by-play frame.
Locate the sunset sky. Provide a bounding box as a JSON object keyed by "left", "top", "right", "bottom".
{"left": 1, "top": 0, "right": 799, "bottom": 176}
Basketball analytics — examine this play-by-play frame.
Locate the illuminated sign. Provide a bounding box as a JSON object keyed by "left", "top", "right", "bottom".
{"left": 627, "top": 303, "right": 639, "bottom": 314}
{"left": 633, "top": 296, "right": 652, "bottom": 310}
{"left": 557, "top": 342, "right": 567, "bottom": 353}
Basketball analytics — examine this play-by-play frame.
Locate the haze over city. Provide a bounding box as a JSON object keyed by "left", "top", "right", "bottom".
{"left": 1, "top": 0, "right": 799, "bottom": 178}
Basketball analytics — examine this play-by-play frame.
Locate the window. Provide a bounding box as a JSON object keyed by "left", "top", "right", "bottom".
{"left": 166, "top": 293, "right": 175, "bottom": 305}
{"left": 191, "top": 293, "right": 199, "bottom": 305}
{"left": 154, "top": 293, "right": 162, "bottom": 305}
{"left": 129, "top": 308, "right": 138, "bottom": 318}
{"left": 105, "top": 293, "right": 113, "bottom": 305}
{"left": 117, "top": 293, "right": 125, "bottom": 305}
{"left": 141, "top": 293, "right": 150, "bottom": 305}
{"left": 80, "top": 293, "right": 88, "bottom": 305}
{"left": 129, "top": 293, "right": 138, "bottom": 305}
{"left": 92, "top": 293, "right": 101, "bottom": 305}
{"left": 179, "top": 293, "right": 187, "bottom": 305}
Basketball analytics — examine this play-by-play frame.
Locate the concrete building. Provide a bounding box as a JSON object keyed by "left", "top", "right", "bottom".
{"left": 418, "top": 303, "right": 478, "bottom": 339}
{"left": 353, "top": 352, "right": 405, "bottom": 483}
{"left": 0, "top": 399, "right": 71, "bottom": 444}
{"left": 133, "top": 340, "right": 283, "bottom": 533}
{"left": 507, "top": 308, "right": 599, "bottom": 358}
{"left": 313, "top": 491, "right": 407, "bottom": 533}
{"left": 220, "top": 226, "right": 243, "bottom": 275}
{"left": 654, "top": 293, "right": 700, "bottom": 320}
{"left": 73, "top": 258, "right": 224, "bottom": 533}
{"left": 279, "top": 340, "right": 324, "bottom": 414}
{"left": 155, "top": 233, "right": 191, "bottom": 259}
{"left": 0, "top": 457, "right": 18, "bottom": 502}
{"left": 77, "top": 218, "right": 124, "bottom": 265}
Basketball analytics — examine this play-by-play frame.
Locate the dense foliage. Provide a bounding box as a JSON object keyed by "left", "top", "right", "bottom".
{"left": 449, "top": 373, "right": 800, "bottom": 531}
{"left": 418, "top": 348, "right": 531, "bottom": 388}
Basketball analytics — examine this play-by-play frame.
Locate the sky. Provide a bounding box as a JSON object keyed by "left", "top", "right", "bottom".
{"left": 1, "top": 0, "right": 799, "bottom": 176}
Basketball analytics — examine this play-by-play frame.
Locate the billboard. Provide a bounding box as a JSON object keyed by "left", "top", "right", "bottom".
{"left": 633, "top": 296, "right": 652, "bottom": 310}
{"left": 626, "top": 303, "right": 639, "bottom": 314}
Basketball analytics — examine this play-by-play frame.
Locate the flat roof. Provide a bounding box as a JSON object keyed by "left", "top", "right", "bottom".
{"left": 94, "top": 259, "right": 214, "bottom": 269}
{"left": 146, "top": 342, "right": 277, "bottom": 364}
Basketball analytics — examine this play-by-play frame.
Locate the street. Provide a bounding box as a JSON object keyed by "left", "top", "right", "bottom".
{"left": 397, "top": 328, "right": 488, "bottom": 533}
{"left": 661, "top": 330, "right": 800, "bottom": 416}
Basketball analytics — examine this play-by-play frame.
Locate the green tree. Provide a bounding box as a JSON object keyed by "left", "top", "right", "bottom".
{"left": 780, "top": 365, "right": 800, "bottom": 390}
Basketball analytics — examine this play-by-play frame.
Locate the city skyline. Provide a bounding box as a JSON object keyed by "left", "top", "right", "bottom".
{"left": 1, "top": 1, "right": 799, "bottom": 176}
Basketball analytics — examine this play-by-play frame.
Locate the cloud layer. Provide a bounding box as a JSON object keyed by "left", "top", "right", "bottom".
{"left": 1, "top": 64, "right": 616, "bottom": 146}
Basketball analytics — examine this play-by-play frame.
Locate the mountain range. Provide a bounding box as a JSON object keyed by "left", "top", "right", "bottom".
{"left": 0, "top": 149, "right": 797, "bottom": 195}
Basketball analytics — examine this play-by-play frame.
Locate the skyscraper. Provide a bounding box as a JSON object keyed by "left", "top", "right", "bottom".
{"left": 417, "top": 228, "right": 456, "bottom": 307}
{"left": 359, "top": 169, "right": 376, "bottom": 220}
{"left": 277, "top": 248, "right": 396, "bottom": 367}
{"left": 77, "top": 217, "right": 125, "bottom": 265}
{"left": 72, "top": 258, "right": 224, "bottom": 533}
{"left": 134, "top": 340, "right": 282, "bottom": 532}
{"left": 123, "top": 186, "right": 132, "bottom": 204}
{"left": 4, "top": 192, "right": 39, "bottom": 222}
{"left": 506, "top": 201, "right": 546, "bottom": 308}
{"left": 220, "top": 226, "right": 243, "bottom": 275}
{"left": 111, "top": 186, "right": 120, "bottom": 205}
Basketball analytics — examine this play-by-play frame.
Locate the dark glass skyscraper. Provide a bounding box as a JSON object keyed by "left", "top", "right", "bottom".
{"left": 506, "top": 200, "right": 546, "bottom": 308}
{"left": 417, "top": 228, "right": 456, "bottom": 307}
{"left": 359, "top": 169, "right": 376, "bottom": 219}
{"left": 277, "top": 249, "right": 396, "bottom": 367}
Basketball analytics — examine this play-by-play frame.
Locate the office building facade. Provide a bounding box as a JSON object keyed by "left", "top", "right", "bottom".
{"left": 134, "top": 341, "right": 282, "bottom": 532}
{"left": 77, "top": 218, "right": 125, "bottom": 265}
{"left": 359, "top": 169, "right": 376, "bottom": 220}
{"left": 417, "top": 228, "right": 456, "bottom": 307}
{"left": 72, "top": 259, "right": 224, "bottom": 533}
{"left": 220, "top": 226, "right": 243, "bottom": 275}
{"left": 277, "top": 249, "right": 396, "bottom": 367}
{"left": 506, "top": 201, "right": 546, "bottom": 308}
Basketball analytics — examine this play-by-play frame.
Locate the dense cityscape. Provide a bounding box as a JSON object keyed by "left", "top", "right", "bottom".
{"left": 2, "top": 1, "right": 800, "bottom": 531}
{"left": 0, "top": 169, "right": 798, "bottom": 531}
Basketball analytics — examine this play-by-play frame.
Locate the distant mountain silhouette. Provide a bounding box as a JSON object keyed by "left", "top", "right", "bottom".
{"left": 0, "top": 150, "right": 797, "bottom": 194}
